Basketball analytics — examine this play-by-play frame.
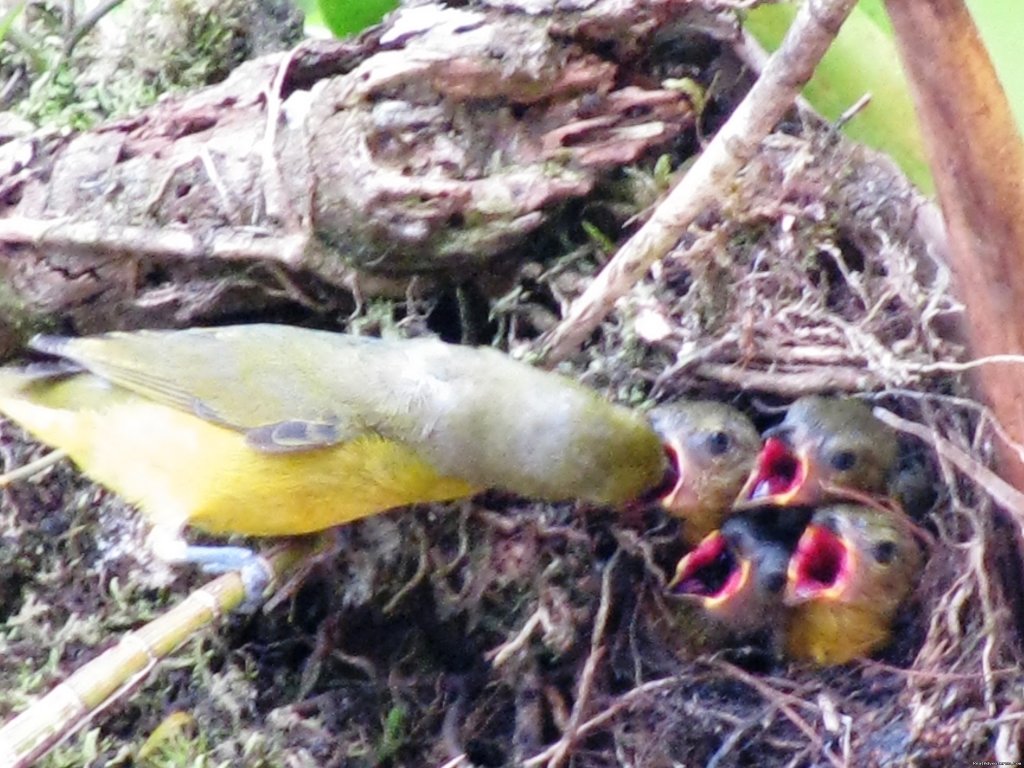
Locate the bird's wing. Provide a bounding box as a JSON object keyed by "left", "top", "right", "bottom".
{"left": 29, "top": 325, "right": 402, "bottom": 452}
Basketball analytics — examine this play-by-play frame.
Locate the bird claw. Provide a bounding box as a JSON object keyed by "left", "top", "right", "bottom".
{"left": 181, "top": 544, "right": 272, "bottom": 612}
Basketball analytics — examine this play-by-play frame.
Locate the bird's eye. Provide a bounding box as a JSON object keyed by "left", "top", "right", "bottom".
{"left": 829, "top": 450, "right": 857, "bottom": 471}
{"left": 706, "top": 430, "right": 731, "bottom": 456}
{"left": 872, "top": 540, "right": 897, "bottom": 565}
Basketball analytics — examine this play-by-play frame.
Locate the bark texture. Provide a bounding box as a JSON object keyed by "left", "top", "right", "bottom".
{"left": 0, "top": 0, "right": 699, "bottom": 351}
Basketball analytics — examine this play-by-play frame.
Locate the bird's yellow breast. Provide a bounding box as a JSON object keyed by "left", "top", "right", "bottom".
{"left": 0, "top": 387, "right": 477, "bottom": 536}
{"left": 785, "top": 602, "right": 889, "bottom": 665}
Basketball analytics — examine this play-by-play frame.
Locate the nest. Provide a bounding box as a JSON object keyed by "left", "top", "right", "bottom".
{"left": 541, "top": 129, "right": 1023, "bottom": 765}
{"left": 1, "top": 17, "right": 1021, "bottom": 768}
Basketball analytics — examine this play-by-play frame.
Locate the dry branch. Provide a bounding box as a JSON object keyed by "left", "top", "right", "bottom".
{"left": 884, "top": 0, "right": 1024, "bottom": 494}
{"left": 0, "top": 538, "right": 321, "bottom": 767}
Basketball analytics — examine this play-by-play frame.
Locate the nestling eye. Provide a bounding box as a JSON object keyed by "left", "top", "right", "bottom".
{"left": 872, "top": 540, "right": 897, "bottom": 565}
{"left": 706, "top": 430, "right": 731, "bottom": 456}
{"left": 829, "top": 450, "right": 857, "bottom": 471}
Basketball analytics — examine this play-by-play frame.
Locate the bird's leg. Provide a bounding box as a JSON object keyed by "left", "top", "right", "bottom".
{"left": 146, "top": 524, "right": 272, "bottom": 612}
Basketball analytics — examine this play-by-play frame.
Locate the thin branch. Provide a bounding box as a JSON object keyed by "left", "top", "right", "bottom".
{"left": 873, "top": 407, "right": 1024, "bottom": 527}
{"left": 524, "top": 552, "right": 620, "bottom": 768}
{"left": 0, "top": 539, "right": 321, "bottom": 767}
{"left": 711, "top": 660, "right": 844, "bottom": 768}
{"left": 0, "top": 449, "right": 66, "bottom": 487}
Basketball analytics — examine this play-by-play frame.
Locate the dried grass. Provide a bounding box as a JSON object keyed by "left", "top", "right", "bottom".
{"left": 534, "top": 123, "right": 1024, "bottom": 765}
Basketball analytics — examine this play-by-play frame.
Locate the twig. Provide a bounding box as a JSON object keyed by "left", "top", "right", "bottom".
{"left": 0, "top": 449, "right": 66, "bottom": 487}
{"left": 0, "top": 539, "right": 320, "bottom": 767}
{"left": 877, "top": 388, "right": 1024, "bottom": 466}
{"left": 524, "top": 552, "right": 620, "bottom": 768}
{"left": 873, "top": 407, "right": 1024, "bottom": 526}
{"left": 833, "top": 92, "right": 872, "bottom": 130}
{"left": 706, "top": 707, "right": 777, "bottom": 768}
{"left": 914, "top": 354, "right": 1024, "bottom": 374}
{"left": 863, "top": 658, "right": 1019, "bottom": 681}
{"left": 695, "top": 362, "right": 880, "bottom": 395}
{"left": 0, "top": 216, "right": 310, "bottom": 266}
{"left": 382, "top": 523, "right": 431, "bottom": 614}
{"left": 538, "top": 0, "right": 861, "bottom": 363}
{"left": 710, "top": 660, "right": 844, "bottom": 768}
{"left": 522, "top": 677, "right": 680, "bottom": 767}
{"left": 487, "top": 608, "right": 550, "bottom": 668}
{"left": 259, "top": 44, "right": 306, "bottom": 229}
{"left": 63, "top": 0, "right": 125, "bottom": 57}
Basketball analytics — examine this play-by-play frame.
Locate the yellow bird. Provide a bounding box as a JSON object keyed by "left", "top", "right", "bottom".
{"left": 734, "top": 396, "right": 898, "bottom": 509}
{"left": 783, "top": 503, "right": 923, "bottom": 665}
{"left": 666, "top": 512, "right": 807, "bottom": 646}
{"left": 648, "top": 401, "right": 761, "bottom": 543}
{"left": 0, "top": 324, "right": 673, "bottom": 576}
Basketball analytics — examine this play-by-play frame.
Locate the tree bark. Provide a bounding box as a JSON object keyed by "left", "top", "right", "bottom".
{"left": 885, "top": 0, "right": 1024, "bottom": 494}
{"left": 0, "top": 0, "right": 700, "bottom": 352}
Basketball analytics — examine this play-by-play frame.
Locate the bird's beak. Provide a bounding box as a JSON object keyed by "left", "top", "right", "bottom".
{"left": 784, "top": 523, "right": 855, "bottom": 604}
{"left": 667, "top": 530, "right": 751, "bottom": 609}
{"left": 657, "top": 438, "right": 697, "bottom": 514}
{"left": 733, "top": 437, "right": 816, "bottom": 509}
{"left": 623, "top": 443, "right": 681, "bottom": 513}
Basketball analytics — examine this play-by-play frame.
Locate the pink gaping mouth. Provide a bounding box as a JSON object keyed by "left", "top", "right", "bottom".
{"left": 737, "top": 437, "right": 807, "bottom": 505}
{"left": 669, "top": 531, "right": 746, "bottom": 603}
{"left": 786, "top": 523, "right": 852, "bottom": 603}
{"left": 653, "top": 440, "right": 697, "bottom": 513}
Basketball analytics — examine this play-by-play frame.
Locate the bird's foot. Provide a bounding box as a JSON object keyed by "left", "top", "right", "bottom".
{"left": 148, "top": 527, "right": 271, "bottom": 612}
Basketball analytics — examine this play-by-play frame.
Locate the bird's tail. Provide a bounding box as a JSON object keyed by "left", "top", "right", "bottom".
{"left": 0, "top": 364, "right": 103, "bottom": 456}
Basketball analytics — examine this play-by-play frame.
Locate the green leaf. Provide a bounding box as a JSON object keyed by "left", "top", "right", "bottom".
{"left": 0, "top": 3, "right": 24, "bottom": 44}
{"left": 745, "top": 1, "right": 932, "bottom": 193}
{"left": 317, "top": 0, "right": 399, "bottom": 38}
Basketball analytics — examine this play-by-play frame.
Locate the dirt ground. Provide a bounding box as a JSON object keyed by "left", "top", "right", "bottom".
{"left": 1, "top": 1, "right": 1022, "bottom": 766}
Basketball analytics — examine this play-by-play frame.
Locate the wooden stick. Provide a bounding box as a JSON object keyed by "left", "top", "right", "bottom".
{"left": 0, "top": 539, "right": 319, "bottom": 768}
{"left": 0, "top": 450, "right": 66, "bottom": 487}
{"left": 884, "top": 0, "right": 1024, "bottom": 493}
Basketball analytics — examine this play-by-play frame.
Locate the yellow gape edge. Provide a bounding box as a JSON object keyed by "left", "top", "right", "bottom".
{"left": 784, "top": 504, "right": 923, "bottom": 665}
{"left": 734, "top": 395, "right": 899, "bottom": 511}
{"left": 648, "top": 401, "right": 761, "bottom": 544}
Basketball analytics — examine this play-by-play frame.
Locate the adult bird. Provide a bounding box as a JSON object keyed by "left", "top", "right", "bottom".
{"left": 0, "top": 325, "right": 676, "bottom": 586}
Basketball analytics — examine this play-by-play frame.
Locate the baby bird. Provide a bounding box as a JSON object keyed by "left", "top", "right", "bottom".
{"left": 649, "top": 401, "right": 761, "bottom": 544}
{"left": 666, "top": 511, "right": 808, "bottom": 647}
{"left": 734, "top": 396, "right": 898, "bottom": 510}
{"left": 784, "top": 503, "right": 923, "bottom": 665}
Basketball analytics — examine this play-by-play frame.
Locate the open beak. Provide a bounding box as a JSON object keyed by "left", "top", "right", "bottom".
{"left": 657, "top": 438, "right": 697, "bottom": 514}
{"left": 733, "top": 437, "right": 816, "bottom": 509}
{"left": 668, "top": 530, "right": 751, "bottom": 609}
{"left": 626, "top": 444, "right": 681, "bottom": 511}
{"left": 785, "top": 523, "right": 855, "bottom": 604}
